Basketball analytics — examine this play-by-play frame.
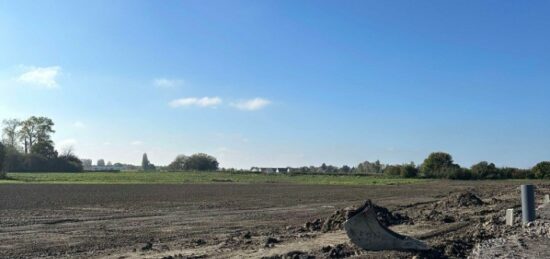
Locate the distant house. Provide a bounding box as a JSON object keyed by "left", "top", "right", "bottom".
{"left": 277, "top": 168, "right": 290, "bottom": 173}
{"left": 250, "top": 167, "right": 293, "bottom": 173}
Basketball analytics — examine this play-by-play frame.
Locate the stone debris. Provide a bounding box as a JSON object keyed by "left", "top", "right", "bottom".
{"left": 320, "top": 244, "right": 357, "bottom": 258}
{"left": 141, "top": 242, "right": 153, "bottom": 251}
{"left": 264, "top": 237, "right": 280, "bottom": 248}
{"left": 261, "top": 250, "right": 315, "bottom": 259}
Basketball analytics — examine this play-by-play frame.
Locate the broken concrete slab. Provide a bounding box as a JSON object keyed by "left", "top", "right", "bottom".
{"left": 343, "top": 200, "right": 429, "bottom": 251}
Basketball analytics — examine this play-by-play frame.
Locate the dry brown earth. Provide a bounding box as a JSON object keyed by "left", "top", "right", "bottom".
{"left": 1, "top": 181, "right": 548, "bottom": 258}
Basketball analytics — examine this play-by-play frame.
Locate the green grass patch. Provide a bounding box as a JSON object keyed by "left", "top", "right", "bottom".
{"left": 1, "top": 172, "right": 428, "bottom": 185}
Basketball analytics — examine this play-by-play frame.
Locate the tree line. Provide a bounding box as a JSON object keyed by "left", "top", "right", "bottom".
{"left": 0, "top": 117, "right": 83, "bottom": 177}
{"left": 265, "top": 152, "right": 549, "bottom": 180}
{"left": 366, "top": 152, "right": 549, "bottom": 180}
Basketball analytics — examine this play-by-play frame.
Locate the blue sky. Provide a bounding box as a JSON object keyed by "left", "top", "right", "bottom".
{"left": 1, "top": 1, "right": 549, "bottom": 168}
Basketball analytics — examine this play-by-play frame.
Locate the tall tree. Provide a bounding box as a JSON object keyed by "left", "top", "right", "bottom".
{"left": 533, "top": 161, "right": 550, "bottom": 179}
{"left": 142, "top": 153, "right": 150, "bottom": 171}
{"left": 2, "top": 119, "right": 21, "bottom": 148}
{"left": 19, "top": 118, "right": 37, "bottom": 153}
{"left": 18, "top": 116, "right": 55, "bottom": 153}
{"left": 97, "top": 159, "right": 105, "bottom": 167}
{"left": 420, "top": 152, "right": 459, "bottom": 177}
{"left": 34, "top": 117, "right": 55, "bottom": 143}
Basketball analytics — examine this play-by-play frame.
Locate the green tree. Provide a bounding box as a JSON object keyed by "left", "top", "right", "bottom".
{"left": 18, "top": 116, "right": 55, "bottom": 153}
{"left": 420, "top": 152, "right": 459, "bottom": 178}
{"left": 320, "top": 163, "right": 328, "bottom": 172}
{"left": 471, "top": 161, "right": 499, "bottom": 179}
{"left": 30, "top": 140, "right": 58, "bottom": 159}
{"left": 2, "top": 119, "right": 21, "bottom": 148}
{"left": 19, "top": 118, "right": 36, "bottom": 153}
{"left": 34, "top": 117, "right": 55, "bottom": 143}
{"left": 185, "top": 153, "right": 219, "bottom": 171}
{"left": 97, "top": 159, "right": 105, "bottom": 167}
{"left": 341, "top": 165, "right": 351, "bottom": 173}
{"left": 383, "top": 165, "right": 401, "bottom": 177}
{"left": 2, "top": 146, "right": 23, "bottom": 172}
{"left": 168, "top": 155, "right": 188, "bottom": 171}
{"left": 0, "top": 142, "right": 5, "bottom": 178}
{"left": 400, "top": 164, "right": 418, "bottom": 178}
{"left": 141, "top": 153, "right": 151, "bottom": 171}
{"left": 533, "top": 161, "right": 550, "bottom": 179}
{"left": 357, "top": 160, "right": 384, "bottom": 174}
{"left": 55, "top": 154, "right": 84, "bottom": 172}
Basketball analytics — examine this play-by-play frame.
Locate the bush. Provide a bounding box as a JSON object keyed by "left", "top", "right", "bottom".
{"left": 168, "top": 153, "right": 219, "bottom": 171}
{"left": 533, "top": 161, "right": 550, "bottom": 179}
{"left": 22, "top": 153, "right": 50, "bottom": 172}
{"left": 400, "top": 165, "right": 418, "bottom": 178}
{"left": 383, "top": 165, "right": 401, "bottom": 177}
{"left": 471, "top": 161, "right": 499, "bottom": 179}
{"left": 446, "top": 167, "right": 473, "bottom": 180}
{"left": 500, "top": 167, "right": 533, "bottom": 179}
{"left": 0, "top": 142, "right": 5, "bottom": 178}
{"left": 2, "top": 146, "right": 24, "bottom": 172}
{"left": 54, "top": 154, "right": 84, "bottom": 172}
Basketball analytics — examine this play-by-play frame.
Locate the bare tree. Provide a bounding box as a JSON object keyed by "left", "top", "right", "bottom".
{"left": 19, "top": 118, "right": 37, "bottom": 153}
{"left": 2, "top": 119, "right": 21, "bottom": 148}
{"left": 60, "top": 145, "right": 75, "bottom": 157}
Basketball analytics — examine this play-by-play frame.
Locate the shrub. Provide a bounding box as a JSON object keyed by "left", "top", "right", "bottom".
{"left": 533, "top": 162, "right": 550, "bottom": 179}
{"left": 383, "top": 165, "right": 401, "bottom": 177}
{"left": 471, "top": 161, "right": 499, "bottom": 179}
{"left": 0, "top": 142, "right": 5, "bottom": 178}
{"left": 168, "top": 153, "right": 219, "bottom": 171}
{"left": 400, "top": 165, "right": 418, "bottom": 178}
{"left": 54, "top": 154, "right": 84, "bottom": 172}
{"left": 446, "top": 167, "right": 473, "bottom": 180}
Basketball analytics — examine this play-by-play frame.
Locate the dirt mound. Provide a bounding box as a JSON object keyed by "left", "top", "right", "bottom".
{"left": 437, "top": 191, "right": 483, "bottom": 208}
{"left": 455, "top": 192, "right": 484, "bottom": 206}
{"left": 303, "top": 200, "right": 410, "bottom": 233}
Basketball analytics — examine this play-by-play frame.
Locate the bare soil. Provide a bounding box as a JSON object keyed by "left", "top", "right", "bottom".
{"left": 1, "top": 181, "right": 548, "bottom": 258}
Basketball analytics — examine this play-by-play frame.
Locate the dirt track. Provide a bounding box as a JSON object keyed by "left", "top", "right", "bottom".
{"left": 0, "top": 181, "right": 544, "bottom": 258}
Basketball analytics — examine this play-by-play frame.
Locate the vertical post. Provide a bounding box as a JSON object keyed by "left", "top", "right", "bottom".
{"left": 506, "top": 209, "right": 514, "bottom": 226}
{"left": 544, "top": 194, "right": 550, "bottom": 204}
{"left": 521, "top": 184, "right": 536, "bottom": 224}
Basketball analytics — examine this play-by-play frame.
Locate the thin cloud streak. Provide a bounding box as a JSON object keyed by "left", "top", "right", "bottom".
{"left": 153, "top": 78, "right": 183, "bottom": 88}
{"left": 232, "top": 98, "right": 271, "bottom": 111}
{"left": 169, "top": 97, "right": 222, "bottom": 108}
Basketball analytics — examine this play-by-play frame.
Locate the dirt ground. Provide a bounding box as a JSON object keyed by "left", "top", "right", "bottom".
{"left": 1, "top": 181, "right": 548, "bottom": 258}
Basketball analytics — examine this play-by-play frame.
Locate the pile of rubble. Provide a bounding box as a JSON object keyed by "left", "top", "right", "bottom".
{"left": 302, "top": 202, "right": 410, "bottom": 233}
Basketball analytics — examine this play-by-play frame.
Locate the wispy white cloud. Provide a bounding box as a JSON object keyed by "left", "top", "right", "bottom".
{"left": 231, "top": 98, "right": 271, "bottom": 111}
{"left": 169, "top": 97, "right": 222, "bottom": 108}
{"left": 130, "top": 140, "right": 143, "bottom": 145}
{"left": 153, "top": 78, "right": 183, "bottom": 88}
{"left": 73, "top": 121, "right": 85, "bottom": 128}
{"left": 103, "top": 141, "right": 111, "bottom": 146}
{"left": 17, "top": 66, "right": 61, "bottom": 88}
